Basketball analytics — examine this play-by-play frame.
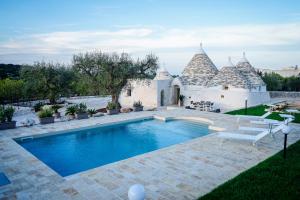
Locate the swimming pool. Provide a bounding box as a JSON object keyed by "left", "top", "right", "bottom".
{"left": 16, "top": 119, "right": 210, "bottom": 176}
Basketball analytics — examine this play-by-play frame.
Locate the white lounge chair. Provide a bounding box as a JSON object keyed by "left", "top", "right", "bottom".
{"left": 238, "top": 126, "right": 268, "bottom": 132}
{"left": 218, "top": 123, "right": 286, "bottom": 146}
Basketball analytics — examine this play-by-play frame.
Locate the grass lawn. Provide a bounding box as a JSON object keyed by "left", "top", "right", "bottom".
{"left": 199, "top": 141, "right": 300, "bottom": 200}
{"left": 267, "top": 113, "right": 300, "bottom": 124}
{"left": 225, "top": 105, "right": 268, "bottom": 116}
{"left": 225, "top": 105, "right": 300, "bottom": 124}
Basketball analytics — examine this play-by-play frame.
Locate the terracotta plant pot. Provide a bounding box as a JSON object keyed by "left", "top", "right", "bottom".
{"left": 39, "top": 117, "right": 54, "bottom": 125}
{"left": 107, "top": 109, "right": 119, "bottom": 115}
{"left": 76, "top": 112, "right": 89, "bottom": 120}
{"left": 0, "top": 121, "right": 16, "bottom": 130}
{"left": 133, "top": 106, "right": 143, "bottom": 112}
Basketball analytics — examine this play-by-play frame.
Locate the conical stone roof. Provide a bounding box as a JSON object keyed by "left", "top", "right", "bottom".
{"left": 181, "top": 44, "right": 218, "bottom": 86}
{"left": 207, "top": 64, "right": 250, "bottom": 89}
{"left": 236, "top": 52, "right": 265, "bottom": 86}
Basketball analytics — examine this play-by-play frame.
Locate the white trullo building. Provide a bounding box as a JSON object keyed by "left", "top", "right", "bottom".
{"left": 119, "top": 45, "right": 270, "bottom": 110}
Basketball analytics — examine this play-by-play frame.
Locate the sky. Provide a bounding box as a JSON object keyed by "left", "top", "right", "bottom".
{"left": 0, "top": 0, "right": 300, "bottom": 74}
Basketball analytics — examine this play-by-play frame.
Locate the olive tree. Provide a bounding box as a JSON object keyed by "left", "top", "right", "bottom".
{"left": 20, "top": 62, "right": 74, "bottom": 103}
{"left": 73, "top": 51, "right": 158, "bottom": 103}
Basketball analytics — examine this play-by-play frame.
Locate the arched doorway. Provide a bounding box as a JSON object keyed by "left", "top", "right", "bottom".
{"left": 173, "top": 85, "right": 180, "bottom": 105}
{"left": 160, "top": 90, "right": 164, "bottom": 106}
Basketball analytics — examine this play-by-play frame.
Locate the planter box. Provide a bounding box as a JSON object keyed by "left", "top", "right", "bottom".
{"left": 76, "top": 112, "right": 89, "bottom": 120}
{"left": 68, "top": 115, "right": 76, "bottom": 120}
{"left": 107, "top": 109, "right": 119, "bottom": 115}
{"left": 39, "top": 117, "right": 54, "bottom": 125}
{"left": 133, "top": 106, "right": 143, "bottom": 112}
{"left": 0, "top": 121, "right": 16, "bottom": 130}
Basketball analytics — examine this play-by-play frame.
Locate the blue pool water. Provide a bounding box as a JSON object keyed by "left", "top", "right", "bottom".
{"left": 16, "top": 119, "right": 210, "bottom": 176}
{"left": 0, "top": 172, "right": 10, "bottom": 186}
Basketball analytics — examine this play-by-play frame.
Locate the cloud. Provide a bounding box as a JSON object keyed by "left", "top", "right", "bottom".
{"left": 0, "top": 23, "right": 300, "bottom": 73}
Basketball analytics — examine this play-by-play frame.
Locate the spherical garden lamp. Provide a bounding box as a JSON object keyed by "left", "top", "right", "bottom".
{"left": 282, "top": 124, "right": 291, "bottom": 159}
{"left": 128, "top": 184, "right": 145, "bottom": 200}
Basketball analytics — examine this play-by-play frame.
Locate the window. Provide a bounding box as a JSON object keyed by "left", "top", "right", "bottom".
{"left": 221, "top": 95, "right": 224, "bottom": 99}
{"left": 223, "top": 85, "right": 229, "bottom": 90}
{"left": 126, "top": 89, "right": 131, "bottom": 96}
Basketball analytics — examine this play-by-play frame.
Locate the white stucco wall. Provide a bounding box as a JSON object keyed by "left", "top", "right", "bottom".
{"left": 182, "top": 85, "right": 270, "bottom": 110}
{"left": 119, "top": 78, "right": 270, "bottom": 111}
{"left": 119, "top": 79, "right": 158, "bottom": 108}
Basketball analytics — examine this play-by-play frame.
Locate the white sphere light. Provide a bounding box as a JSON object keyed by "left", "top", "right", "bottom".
{"left": 128, "top": 184, "right": 145, "bottom": 200}
{"left": 282, "top": 124, "right": 291, "bottom": 135}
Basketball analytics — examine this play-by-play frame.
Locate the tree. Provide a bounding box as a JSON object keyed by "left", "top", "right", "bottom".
{"left": 261, "top": 72, "right": 283, "bottom": 91}
{"left": 20, "top": 62, "right": 74, "bottom": 103}
{"left": 73, "top": 51, "right": 159, "bottom": 104}
{"left": 0, "top": 78, "right": 24, "bottom": 104}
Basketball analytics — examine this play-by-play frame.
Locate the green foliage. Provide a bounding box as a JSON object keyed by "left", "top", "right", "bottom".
{"left": 261, "top": 72, "right": 300, "bottom": 91}
{"left": 73, "top": 51, "right": 158, "bottom": 103}
{"left": 225, "top": 105, "right": 269, "bottom": 116}
{"left": 65, "top": 105, "right": 77, "bottom": 116}
{"left": 0, "top": 64, "right": 21, "bottom": 79}
{"left": 0, "top": 107, "right": 5, "bottom": 123}
{"left": 34, "top": 102, "right": 45, "bottom": 112}
{"left": 87, "top": 108, "right": 97, "bottom": 115}
{"left": 76, "top": 103, "right": 87, "bottom": 113}
{"left": 0, "top": 106, "right": 15, "bottom": 122}
{"left": 38, "top": 108, "right": 53, "bottom": 118}
{"left": 20, "top": 62, "right": 75, "bottom": 103}
{"left": 0, "top": 78, "right": 24, "bottom": 104}
{"left": 199, "top": 141, "right": 300, "bottom": 200}
{"left": 4, "top": 106, "right": 15, "bottom": 122}
{"left": 106, "top": 102, "right": 118, "bottom": 110}
{"left": 133, "top": 101, "right": 143, "bottom": 107}
{"left": 179, "top": 95, "right": 185, "bottom": 101}
{"left": 51, "top": 104, "right": 62, "bottom": 113}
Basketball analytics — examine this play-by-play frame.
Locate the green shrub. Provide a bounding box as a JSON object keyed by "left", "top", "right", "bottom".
{"left": 133, "top": 100, "right": 143, "bottom": 107}
{"left": 34, "top": 102, "right": 44, "bottom": 112}
{"left": 76, "top": 103, "right": 87, "bottom": 113}
{"left": 87, "top": 108, "right": 97, "bottom": 115}
{"left": 38, "top": 108, "right": 53, "bottom": 118}
{"left": 51, "top": 104, "right": 62, "bottom": 113}
{"left": 4, "top": 106, "right": 15, "bottom": 122}
{"left": 0, "top": 107, "right": 5, "bottom": 123}
{"left": 65, "top": 105, "right": 77, "bottom": 116}
{"left": 106, "top": 102, "right": 118, "bottom": 110}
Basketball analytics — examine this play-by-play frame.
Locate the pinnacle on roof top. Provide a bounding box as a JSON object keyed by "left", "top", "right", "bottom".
{"left": 240, "top": 52, "right": 249, "bottom": 62}
{"left": 199, "top": 43, "right": 206, "bottom": 54}
{"left": 227, "top": 56, "right": 234, "bottom": 67}
{"left": 159, "top": 63, "right": 168, "bottom": 72}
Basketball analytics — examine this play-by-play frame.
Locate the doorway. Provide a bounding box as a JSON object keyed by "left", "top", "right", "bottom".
{"left": 160, "top": 90, "right": 164, "bottom": 106}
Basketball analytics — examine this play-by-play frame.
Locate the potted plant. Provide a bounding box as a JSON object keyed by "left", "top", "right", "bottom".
{"left": 178, "top": 95, "right": 185, "bottom": 107}
{"left": 38, "top": 108, "right": 54, "bottom": 124}
{"left": 106, "top": 102, "right": 119, "bottom": 115}
{"left": 34, "top": 102, "right": 44, "bottom": 112}
{"left": 65, "top": 105, "right": 77, "bottom": 120}
{"left": 133, "top": 101, "right": 143, "bottom": 112}
{"left": 87, "top": 108, "right": 97, "bottom": 117}
{"left": 52, "top": 104, "right": 62, "bottom": 118}
{"left": 0, "top": 106, "right": 16, "bottom": 130}
{"left": 76, "top": 103, "right": 88, "bottom": 119}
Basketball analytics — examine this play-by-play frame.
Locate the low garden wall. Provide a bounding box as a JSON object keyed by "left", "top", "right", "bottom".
{"left": 269, "top": 91, "right": 300, "bottom": 98}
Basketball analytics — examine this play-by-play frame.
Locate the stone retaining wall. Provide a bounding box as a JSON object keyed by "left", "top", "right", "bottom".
{"left": 270, "top": 91, "right": 300, "bottom": 98}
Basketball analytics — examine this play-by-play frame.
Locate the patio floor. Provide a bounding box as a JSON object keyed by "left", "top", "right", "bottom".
{"left": 0, "top": 109, "right": 299, "bottom": 199}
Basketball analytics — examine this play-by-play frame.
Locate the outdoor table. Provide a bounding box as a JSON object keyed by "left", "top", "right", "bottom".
{"left": 279, "top": 114, "right": 295, "bottom": 125}
{"left": 263, "top": 119, "right": 279, "bottom": 136}
{"left": 285, "top": 109, "right": 300, "bottom": 115}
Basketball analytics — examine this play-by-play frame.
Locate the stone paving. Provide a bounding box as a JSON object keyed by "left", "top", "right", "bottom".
{"left": 0, "top": 109, "right": 299, "bottom": 200}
